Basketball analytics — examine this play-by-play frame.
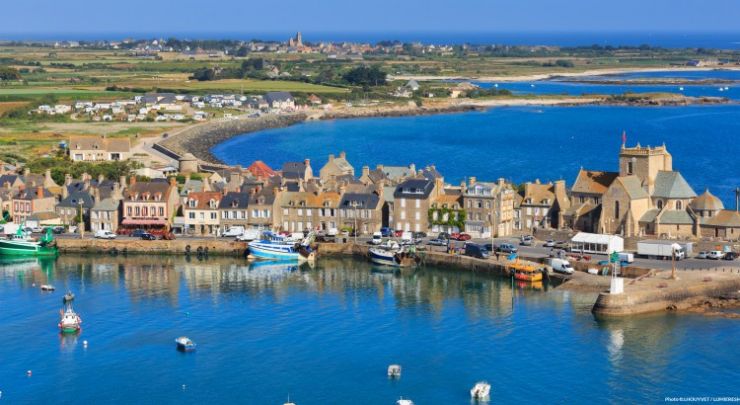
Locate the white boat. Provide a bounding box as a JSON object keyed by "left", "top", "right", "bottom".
{"left": 678, "top": 86, "right": 684, "bottom": 91}
{"left": 396, "top": 398, "right": 414, "bottom": 405}
{"left": 175, "top": 336, "right": 196, "bottom": 351}
{"left": 59, "top": 305, "right": 82, "bottom": 333}
{"left": 470, "top": 381, "right": 491, "bottom": 400}
{"left": 387, "top": 364, "right": 402, "bottom": 378}
{"left": 369, "top": 246, "right": 419, "bottom": 268}
{"left": 248, "top": 232, "right": 315, "bottom": 262}
{"left": 40, "top": 284, "right": 55, "bottom": 291}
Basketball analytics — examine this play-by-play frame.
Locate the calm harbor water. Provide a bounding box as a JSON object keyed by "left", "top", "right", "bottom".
{"left": 212, "top": 104, "right": 740, "bottom": 207}
{"left": 1, "top": 255, "right": 738, "bottom": 404}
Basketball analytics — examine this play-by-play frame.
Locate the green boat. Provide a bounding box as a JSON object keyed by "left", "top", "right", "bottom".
{"left": 0, "top": 227, "right": 58, "bottom": 257}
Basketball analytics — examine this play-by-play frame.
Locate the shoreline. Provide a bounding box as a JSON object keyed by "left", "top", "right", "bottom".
{"left": 389, "top": 66, "right": 740, "bottom": 83}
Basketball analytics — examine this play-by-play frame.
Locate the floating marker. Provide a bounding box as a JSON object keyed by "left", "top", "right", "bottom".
{"left": 83, "top": 340, "right": 88, "bottom": 347}
{"left": 27, "top": 370, "right": 32, "bottom": 376}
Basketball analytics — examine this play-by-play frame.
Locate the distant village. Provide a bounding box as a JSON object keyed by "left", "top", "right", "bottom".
{"left": 2, "top": 137, "right": 739, "bottom": 244}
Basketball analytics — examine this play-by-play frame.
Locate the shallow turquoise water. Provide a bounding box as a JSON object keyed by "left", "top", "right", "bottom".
{"left": 1, "top": 256, "right": 738, "bottom": 404}
{"left": 212, "top": 105, "right": 740, "bottom": 207}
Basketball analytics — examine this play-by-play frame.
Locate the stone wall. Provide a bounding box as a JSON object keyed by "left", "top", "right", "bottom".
{"left": 58, "top": 238, "right": 248, "bottom": 256}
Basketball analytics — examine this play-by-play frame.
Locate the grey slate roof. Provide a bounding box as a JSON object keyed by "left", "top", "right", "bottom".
{"left": 58, "top": 191, "right": 95, "bottom": 209}
{"left": 659, "top": 210, "right": 694, "bottom": 225}
{"left": 219, "top": 192, "right": 250, "bottom": 209}
{"left": 639, "top": 208, "right": 660, "bottom": 223}
{"left": 652, "top": 171, "right": 696, "bottom": 199}
{"left": 282, "top": 162, "right": 306, "bottom": 179}
{"left": 340, "top": 193, "right": 380, "bottom": 210}
{"left": 617, "top": 176, "right": 649, "bottom": 199}
{"left": 264, "top": 91, "right": 294, "bottom": 104}
{"left": 92, "top": 198, "right": 120, "bottom": 211}
{"left": 394, "top": 178, "right": 434, "bottom": 199}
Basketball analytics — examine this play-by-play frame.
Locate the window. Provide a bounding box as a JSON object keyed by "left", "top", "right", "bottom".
{"left": 614, "top": 201, "right": 620, "bottom": 219}
{"left": 127, "top": 207, "right": 132, "bottom": 216}
{"left": 306, "top": 209, "right": 312, "bottom": 216}
{"left": 579, "top": 196, "right": 585, "bottom": 204}
{"left": 676, "top": 201, "right": 683, "bottom": 210}
{"left": 627, "top": 161, "right": 633, "bottom": 175}
{"left": 188, "top": 212, "right": 195, "bottom": 219}
{"left": 415, "top": 199, "right": 420, "bottom": 208}
{"left": 415, "top": 212, "right": 420, "bottom": 220}
{"left": 400, "top": 211, "right": 406, "bottom": 220}
{"left": 657, "top": 200, "right": 664, "bottom": 210}
{"left": 211, "top": 213, "right": 217, "bottom": 220}
{"left": 159, "top": 207, "right": 164, "bottom": 216}
{"left": 400, "top": 199, "right": 406, "bottom": 208}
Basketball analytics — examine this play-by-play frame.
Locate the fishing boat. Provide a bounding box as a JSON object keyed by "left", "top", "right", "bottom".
{"left": 58, "top": 304, "right": 82, "bottom": 333}
{"left": 470, "top": 381, "right": 491, "bottom": 400}
{"left": 396, "top": 398, "right": 414, "bottom": 405}
{"left": 175, "top": 336, "right": 196, "bottom": 352}
{"left": 368, "top": 246, "right": 420, "bottom": 268}
{"left": 40, "top": 284, "right": 55, "bottom": 291}
{"left": 247, "top": 232, "right": 316, "bottom": 262}
{"left": 0, "top": 227, "right": 58, "bottom": 257}
{"left": 387, "top": 364, "right": 402, "bottom": 378}
{"left": 508, "top": 261, "right": 543, "bottom": 282}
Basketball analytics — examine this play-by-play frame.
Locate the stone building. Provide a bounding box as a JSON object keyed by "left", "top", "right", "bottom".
{"left": 563, "top": 169, "right": 618, "bottom": 233}
{"left": 517, "top": 179, "right": 569, "bottom": 232}
{"left": 462, "top": 177, "right": 516, "bottom": 237}
{"left": 12, "top": 186, "right": 56, "bottom": 224}
{"left": 393, "top": 177, "right": 439, "bottom": 233}
{"left": 218, "top": 192, "right": 250, "bottom": 232}
{"left": 319, "top": 152, "right": 354, "bottom": 182}
{"left": 68, "top": 136, "right": 131, "bottom": 161}
{"left": 338, "top": 190, "right": 383, "bottom": 235}
{"left": 182, "top": 191, "right": 223, "bottom": 235}
{"left": 121, "top": 177, "right": 180, "bottom": 234}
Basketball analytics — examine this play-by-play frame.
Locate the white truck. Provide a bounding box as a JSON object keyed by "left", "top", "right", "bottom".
{"left": 222, "top": 226, "right": 245, "bottom": 237}
{"left": 637, "top": 240, "right": 688, "bottom": 260}
{"left": 547, "top": 258, "right": 575, "bottom": 274}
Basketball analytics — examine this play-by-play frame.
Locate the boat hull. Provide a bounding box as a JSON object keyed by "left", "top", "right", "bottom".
{"left": 248, "top": 241, "right": 300, "bottom": 261}
{"left": 0, "top": 239, "right": 58, "bottom": 257}
{"left": 369, "top": 249, "right": 418, "bottom": 268}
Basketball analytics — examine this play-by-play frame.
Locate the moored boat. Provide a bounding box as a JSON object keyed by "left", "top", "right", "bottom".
{"left": 368, "top": 246, "right": 420, "bottom": 268}
{"left": 248, "top": 232, "right": 316, "bottom": 262}
{"left": 41, "top": 284, "right": 55, "bottom": 291}
{"left": 0, "top": 227, "right": 58, "bottom": 257}
{"left": 508, "top": 261, "right": 543, "bottom": 282}
{"left": 59, "top": 305, "right": 82, "bottom": 333}
{"left": 175, "top": 336, "right": 196, "bottom": 351}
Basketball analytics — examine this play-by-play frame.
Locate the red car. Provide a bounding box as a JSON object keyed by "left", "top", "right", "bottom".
{"left": 394, "top": 230, "right": 404, "bottom": 237}
{"left": 450, "top": 233, "right": 471, "bottom": 241}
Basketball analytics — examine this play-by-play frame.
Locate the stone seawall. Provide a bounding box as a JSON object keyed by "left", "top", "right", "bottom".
{"left": 158, "top": 113, "right": 307, "bottom": 163}
{"left": 57, "top": 238, "right": 248, "bottom": 256}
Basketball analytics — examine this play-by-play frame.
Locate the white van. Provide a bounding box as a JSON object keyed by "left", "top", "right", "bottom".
{"left": 548, "top": 258, "right": 574, "bottom": 274}
{"left": 222, "top": 226, "right": 245, "bottom": 237}
{"left": 370, "top": 232, "right": 383, "bottom": 245}
{"left": 236, "top": 228, "right": 261, "bottom": 241}
{"left": 618, "top": 252, "right": 634, "bottom": 264}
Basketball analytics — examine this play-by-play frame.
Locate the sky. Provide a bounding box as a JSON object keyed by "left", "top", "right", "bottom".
{"left": 1, "top": 0, "right": 738, "bottom": 39}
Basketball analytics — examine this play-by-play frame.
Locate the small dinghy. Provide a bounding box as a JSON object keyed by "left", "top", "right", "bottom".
{"left": 62, "top": 291, "right": 75, "bottom": 303}
{"left": 396, "top": 398, "right": 414, "bottom": 405}
{"left": 387, "top": 364, "right": 402, "bottom": 378}
{"left": 58, "top": 305, "right": 82, "bottom": 333}
{"left": 40, "top": 284, "right": 55, "bottom": 291}
{"left": 470, "top": 381, "right": 491, "bottom": 401}
{"left": 175, "top": 336, "right": 196, "bottom": 352}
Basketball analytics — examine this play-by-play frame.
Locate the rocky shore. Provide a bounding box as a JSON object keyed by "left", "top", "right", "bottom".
{"left": 158, "top": 113, "right": 307, "bottom": 163}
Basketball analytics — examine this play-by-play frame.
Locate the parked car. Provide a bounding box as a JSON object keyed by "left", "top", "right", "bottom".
{"left": 723, "top": 252, "right": 737, "bottom": 261}
{"left": 696, "top": 251, "right": 709, "bottom": 259}
{"left": 394, "top": 230, "right": 404, "bottom": 238}
{"left": 68, "top": 226, "right": 78, "bottom": 234}
{"left": 543, "top": 239, "right": 555, "bottom": 248}
{"left": 496, "top": 243, "right": 518, "bottom": 254}
{"left": 31, "top": 226, "right": 45, "bottom": 233}
{"left": 370, "top": 232, "right": 383, "bottom": 245}
{"left": 707, "top": 251, "right": 725, "bottom": 260}
{"left": 437, "top": 232, "right": 450, "bottom": 240}
{"left": 380, "top": 227, "right": 394, "bottom": 237}
{"left": 52, "top": 226, "right": 65, "bottom": 234}
{"left": 412, "top": 231, "right": 427, "bottom": 239}
{"left": 427, "top": 238, "right": 447, "bottom": 246}
{"left": 519, "top": 235, "right": 534, "bottom": 246}
{"left": 464, "top": 243, "right": 489, "bottom": 259}
{"left": 450, "top": 233, "right": 471, "bottom": 241}
{"left": 94, "top": 230, "right": 117, "bottom": 239}
{"left": 553, "top": 241, "right": 570, "bottom": 250}
{"left": 131, "top": 229, "right": 147, "bottom": 238}
{"left": 140, "top": 232, "right": 156, "bottom": 240}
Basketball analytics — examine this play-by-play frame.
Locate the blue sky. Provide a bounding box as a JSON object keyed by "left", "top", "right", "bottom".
{"left": 1, "top": 0, "right": 738, "bottom": 37}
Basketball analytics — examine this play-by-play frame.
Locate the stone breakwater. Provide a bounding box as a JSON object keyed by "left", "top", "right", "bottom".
{"left": 158, "top": 113, "right": 307, "bottom": 163}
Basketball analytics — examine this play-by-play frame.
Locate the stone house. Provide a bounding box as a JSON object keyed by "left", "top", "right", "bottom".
{"left": 319, "top": 152, "right": 354, "bottom": 182}
{"left": 12, "top": 186, "right": 56, "bottom": 224}
{"left": 429, "top": 191, "right": 464, "bottom": 234}
{"left": 563, "top": 169, "right": 618, "bottom": 233}
{"left": 338, "top": 190, "right": 383, "bottom": 235}
{"left": 462, "top": 177, "right": 517, "bottom": 238}
{"left": 277, "top": 189, "right": 341, "bottom": 233}
{"left": 517, "top": 180, "right": 569, "bottom": 232}
{"left": 121, "top": 177, "right": 180, "bottom": 234}
{"left": 56, "top": 191, "right": 95, "bottom": 230}
{"left": 218, "top": 192, "right": 250, "bottom": 232}
{"left": 393, "top": 177, "right": 439, "bottom": 233}
{"left": 91, "top": 198, "right": 121, "bottom": 233}
{"left": 182, "top": 191, "right": 223, "bottom": 235}
{"left": 68, "top": 136, "right": 131, "bottom": 161}
{"left": 281, "top": 160, "right": 313, "bottom": 182}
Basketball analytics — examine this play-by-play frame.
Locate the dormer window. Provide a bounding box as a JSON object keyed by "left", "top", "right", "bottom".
{"left": 231, "top": 200, "right": 238, "bottom": 208}
{"left": 189, "top": 199, "right": 196, "bottom": 208}
{"left": 676, "top": 201, "right": 683, "bottom": 210}
{"left": 258, "top": 197, "right": 265, "bottom": 205}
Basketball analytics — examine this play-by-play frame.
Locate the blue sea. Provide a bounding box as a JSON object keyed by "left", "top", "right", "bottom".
{"left": 2, "top": 256, "right": 739, "bottom": 404}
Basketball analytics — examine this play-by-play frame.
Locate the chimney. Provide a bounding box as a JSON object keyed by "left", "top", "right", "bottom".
{"left": 4, "top": 181, "right": 10, "bottom": 190}
{"left": 328, "top": 154, "right": 335, "bottom": 162}
{"left": 64, "top": 173, "right": 73, "bottom": 186}
{"left": 535, "top": 178, "right": 541, "bottom": 185}
{"left": 83, "top": 177, "right": 91, "bottom": 191}
{"left": 498, "top": 177, "right": 505, "bottom": 187}
{"left": 129, "top": 175, "right": 137, "bottom": 186}
{"left": 304, "top": 158, "right": 310, "bottom": 168}
{"left": 36, "top": 186, "right": 44, "bottom": 198}
{"left": 376, "top": 164, "right": 384, "bottom": 171}
{"left": 44, "top": 169, "right": 54, "bottom": 185}
{"left": 469, "top": 176, "right": 477, "bottom": 186}
{"left": 169, "top": 176, "right": 177, "bottom": 187}
{"left": 119, "top": 175, "right": 127, "bottom": 187}
{"left": 203, "top": 176, "right": 211, "bottom": 192}
{"left": 339, "top": 151, "right": 346, "bottom": 159}
{"left": 361, "top": 165, "right": 369, "bottom": 178}
{"left": 62, "top": 183, "right": 69, "bottom": 199}
{"left": 93, "top": 186, "right": 101, "bottom": 202}
{"left": 409, "top": 163, "right": 416, "bottom": 174}
{"left": 298, "top": 179, "right": 305, "bottom": 192}
{"left": 24, "top": 168, "right": 30, "bottom": 176}
{"left": 112, "top": 182, "right": 123, "bottom": 200}
{"left": 98, "top": 174, "right": 105, "bottom": 184}
{"left": 460, "top": 180, "right": 467, "bottom": 192}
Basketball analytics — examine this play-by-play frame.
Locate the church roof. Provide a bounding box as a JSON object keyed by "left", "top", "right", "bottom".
{"left": 571, "top": 169, "right": 618, "bottom": 195}
{"left": 616, "top": 176, "right": 648, "bottom": 199}
{"left": 690, "top": 189, "right": 724, "bottom": 211}
{"left": 652, "top": 171, "right": 696, "bottom": 199}
{"left": 659, "top": 210, "right": 694, "bottom": 225}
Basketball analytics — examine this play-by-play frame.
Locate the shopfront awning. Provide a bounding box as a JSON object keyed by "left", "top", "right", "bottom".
{"left": 121, "top": 219, "right": 167, "bottom": 226}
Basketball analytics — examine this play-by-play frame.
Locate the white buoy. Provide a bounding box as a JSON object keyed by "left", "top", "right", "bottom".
{"left": 494, "top": 83, "right": 499, "bottom": 88}
{"left": 182, "top": 384, "right": 187, "bottom": 390}
{"left": 83, "top": 340, "right": 88, "bottom": 347}
{"left": 27, "top": 370, "right": 32, "bottom": 376}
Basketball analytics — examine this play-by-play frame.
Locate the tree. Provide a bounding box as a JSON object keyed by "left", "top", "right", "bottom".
{"left": 235, "top": 46, "right": 249, "bottom": 57}
{"left": 190, "top": 67, "right": 217, "bottom": 81}
{"left": 342, "top": 65, "right": 387, "bottom": 87}
{"left": 0, "top": 67, "right": 21, "bottom": 81}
